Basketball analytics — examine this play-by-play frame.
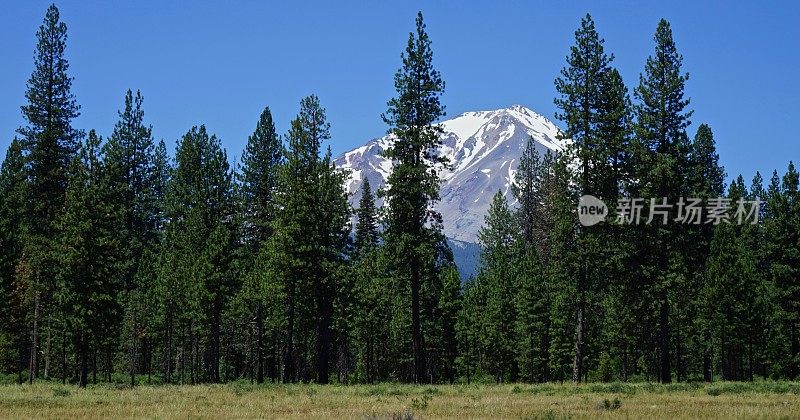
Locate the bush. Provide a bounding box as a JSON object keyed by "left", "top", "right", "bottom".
{"left": 52, "top": 386, "right": 71, "bottom": 397}
{"left": 410, "top": 394, "right": 432, "bottom": 410}
{"left": 597, "top": 397, "right": 621, "bottom": 410}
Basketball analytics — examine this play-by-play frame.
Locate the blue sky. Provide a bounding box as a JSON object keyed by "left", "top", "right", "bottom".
{"left": 1, "top": 1, "right": 798, "bottom": 182}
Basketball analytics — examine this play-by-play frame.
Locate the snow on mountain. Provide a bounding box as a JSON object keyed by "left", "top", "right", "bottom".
{"left": 334, "top": 105, "right": 564, "bottom": 249}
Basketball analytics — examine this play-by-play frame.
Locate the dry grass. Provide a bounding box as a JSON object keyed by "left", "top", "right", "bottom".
{"left": 0, "top": 381, "right": 799, "bottom": 419}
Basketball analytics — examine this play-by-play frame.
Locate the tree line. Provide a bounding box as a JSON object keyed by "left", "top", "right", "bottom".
{"left": 0, "top": 5, "right": 797, "bottom": 387}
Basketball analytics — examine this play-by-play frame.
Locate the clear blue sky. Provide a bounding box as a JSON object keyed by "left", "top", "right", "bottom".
{"left": 2, "top": 1, "right": 798, "bottom": 182}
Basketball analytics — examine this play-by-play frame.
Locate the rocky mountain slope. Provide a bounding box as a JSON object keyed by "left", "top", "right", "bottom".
{"left": 334, "top": 105, "right": 564, "bottom": 276}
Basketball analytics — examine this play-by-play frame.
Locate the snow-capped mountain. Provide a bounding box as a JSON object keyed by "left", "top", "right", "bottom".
{"left": 335, "top": 105, "right": 563, "bottom": 263}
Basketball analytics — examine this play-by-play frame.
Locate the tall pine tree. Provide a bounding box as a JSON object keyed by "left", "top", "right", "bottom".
{"left": 381, "top": 11, "right": 450, "bottom": 383}
{"left": 17, "top": 4, "right": 83, "bottom": 383}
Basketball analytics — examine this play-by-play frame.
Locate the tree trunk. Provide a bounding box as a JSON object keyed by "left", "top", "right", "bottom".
{"left": 411, "top": 258, "right": 424, "bottom": 384}
{"left": 106, "top": 346, "right": 112, "bottom": 382}
{"left": 659, "top": 297, "right": 671, "bottom": 383}
{"left": 130, "top": 320, "right": 137, "bottom": 387}
{"left": 572, "top": 297, "right": 584, "bottom": 383}
{"left": 209, "top": 297, "right": 222, "bottom": 383}
{"left": 165, "top": 309, "right": 173, "bottom": 383}
{"left": 78, "top": 332, "right": 88, "bottom": 388}
{"left": 268, "top": 329, "right": 278, "bottom": 382}
{"left": 676, "top": 327, "right": 683, "bottom": 382}
{"left": 283, "top": 283, "right": 295, "bottom": 383}
{"left": 315, "top": 278, "right": 333, "bottom": 384}
{"left": 790, "top": 326, "right": 799, "bottom": 379}
{"left": 18, "top": 342, "right": 25, "bottom": 384}
{"left": 45, "top": 312, "right": 51, "bottom": 380}
{"left": 28, "top": 293, "right": 39, "bottom": 384}
{"left": 189, "top": 322, "right": 196, "bottom": 385}
{"left": 61, "top": 315, "right": 66, "bottom": 384}
{"left": 145, "top": 338, "right": 152, "bottom": 384}
{"left": 256, "top": 303, "right": 264, "bottom": 383}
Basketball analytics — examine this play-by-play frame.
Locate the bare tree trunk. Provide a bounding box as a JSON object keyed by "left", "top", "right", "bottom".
{"left": 572, "top": 299, "right": 584, "bottom": 384}
{"left": 315, "top": 278, "right": 333, "bottom": 384}
{"left": 256, "top": 303, "right": 264, "bottom": 383}
{"left": 659, "top": 297, "right": 671, "bottom": 383}
{"left": 61, "top": 314, "right": 67, "bottom": 384}
{"left": 78, "top": 332, "right": 88, "bottom": 388}
{"left": 210, "top": 297, "right": 221, "bottom": 383}
{"left": 189, "top": 322, "right": 195, "bottom": 385}
{"left": 130, "top": 324, "right": 137, "bottom": 387}
{"left": 165, "top": 310, "right": 173, "bottom": 384}
{"left": 44, "top": 313, "right": 51, "bottom": 380}
{"left": 411, "top": 259, "right": 424, "bottom": 384}
{"left": 283, "top": 283, "right": 295, "bottom": 383}
{"left": 145, "top": 338, "right": 152, "bottom": 385}
{"left": 703, "top": 329, "right": 712, "bottom": 382}
{"left": 28, "top": 294, "right": 40, "bottom": 384}
{"left": 106, "top": 346, "right": 112, "bottom": 382}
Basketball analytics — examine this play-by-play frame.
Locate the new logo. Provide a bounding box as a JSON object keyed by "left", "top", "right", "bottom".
{"left": 578, "top": 195, "right": 608, "bottom": 226}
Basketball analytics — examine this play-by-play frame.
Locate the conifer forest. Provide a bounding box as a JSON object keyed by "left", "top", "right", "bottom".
{"left": 3, "top": 5, "right": 800, "bottom": 394}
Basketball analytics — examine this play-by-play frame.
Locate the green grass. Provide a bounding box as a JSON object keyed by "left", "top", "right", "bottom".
{"left": 0, "top": 381, "right": 798, "bottom": 419}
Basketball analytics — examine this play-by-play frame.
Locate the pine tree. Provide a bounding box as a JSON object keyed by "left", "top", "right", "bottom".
{"left": 157, "top": 126, "right": 236, "bottom": 383}
{"left": 553, "top": 13, "right": 617, "bottom": 383}
{"left": 17, "top": 5, "right": 83, "bottom": 383}
{"left": 512, "top": 139, "right": 561, "bottom": 383}
{"left": 0, "top": 139, "right": 28, "bottom": 379}
{"left": 102, "top": 89, "right": 158, "bottom": 385}
{"left": 764, "top": 162, "right": 800, "bottom": 378}
{"left": 354, "top": 178, "right": 379, "bottom": 258}
{"left": 57, "top": 130, "right": 125, "bottom": 387}
{"left": 268, "top": 96, "right": 350, "bottom": 383}
{"left": 349, "top": 178, "right": 382, "bottom": 382}
{"left": 633, "top": 19, "right": 693, "bottom": 383}
{"left": 381, "top": 11, "right": 449, "bottom": 383}
{"left": 685, "top": 124, "right": 725, "bottom": 381}
{"left": 240, "top": 106, "right": 283, "bottom": 250}
{"left": 236, "top": 106, "right": 283, "bottom": 383}
{"left": 475, "top": 191, "right": 518, "bottom": 382}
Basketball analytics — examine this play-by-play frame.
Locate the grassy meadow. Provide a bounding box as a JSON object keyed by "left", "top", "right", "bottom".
{"left": 1, "top": 381, "right": 799, "bottom": 419}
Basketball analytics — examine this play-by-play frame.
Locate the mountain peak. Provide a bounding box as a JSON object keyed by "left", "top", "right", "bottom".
{"left": 507, "top": 103, "right": 532, "bottom": 113}
{"left": 334, "top": 104, "right": 562, "bottom": 246}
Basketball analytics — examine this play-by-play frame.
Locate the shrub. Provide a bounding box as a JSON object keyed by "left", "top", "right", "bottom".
{"left": 411, "top": 394, "right": 432, "bottom": 410}
{"left": 52, "top": 386, "right": 71, "bottom": 397}
{"left": 597, "top": 397, "right": 621, "bottom": 410}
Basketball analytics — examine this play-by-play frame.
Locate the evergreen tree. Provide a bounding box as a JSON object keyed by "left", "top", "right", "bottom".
{"left": 475, "top": 191, "right": 518, "bottom": 382}
{"left": 240, "top": 106, "right": 283, "bottom": 250}
{"left": 267, "top": 96, "right": 350, "bottom": 383}
{"left": 381, "top": 11, "right": 450, "bottom": 383}
{"left": 685, "top": 124, "right": 725, "bottom": 381}
{"left": 236, "top": 106, "right": 283, "bottom": 383}
{"left": 354, "top": 178, "right": 379, "bottom": 258}
{"left": 553, "top": 13, "right": 618, "bottom": 383}
{"left": 17, "top": 4, "right": 82, "bottom": 383}
{"left": 102, "top": 89, "right": 158, "bottom": 385}
{"left": 764, "top": 162, "right": 800, "bottom": 378}
{"left": 157, "top": 126, "right": 236, "bottom": 383}
{"left": 57, "top": 130, "right": 125, "bottom": 387}
{"left": 633, "top": 19, "right": 693, "bottom": 383}
{"left": 0, "top": 139, "right": 28, "bottom": 379}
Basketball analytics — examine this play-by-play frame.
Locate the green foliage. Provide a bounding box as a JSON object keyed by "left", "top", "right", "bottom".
{"left": 597, "top": 397, "right": 622, "bottom": 410}
{"left": 4, "top": 6, "right": 800, "bottom": 390}
{"left": 380, "top": 11, "right": 456, "bottom": 384}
